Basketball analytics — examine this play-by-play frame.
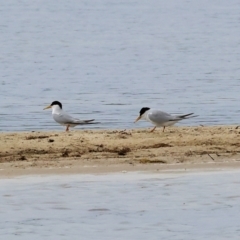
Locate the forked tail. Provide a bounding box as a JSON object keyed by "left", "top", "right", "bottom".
{"left": 178, "top": 113, "right": 198, "bottom": 119}
{"left": 82, "top": 119, "right": 100, "bottom": 124}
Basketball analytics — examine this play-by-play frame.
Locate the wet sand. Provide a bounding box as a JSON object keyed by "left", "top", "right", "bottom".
{"left": 1, "top": 125, "right": 240, "bottom": 176}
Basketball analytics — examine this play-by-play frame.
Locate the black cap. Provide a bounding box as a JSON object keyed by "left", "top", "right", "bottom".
{"left": 50, "top": 101, "right": 62, "bottom": 109}
{"left": 139, "top": 107, "right": 150, "bottom": 116}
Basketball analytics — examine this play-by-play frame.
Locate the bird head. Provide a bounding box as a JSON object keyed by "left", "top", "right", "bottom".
{"left": 43, "top": 101, "right": 62, "bottom": 110}
{"left": 134, "top": 107, "right": 150, "bottom": 123}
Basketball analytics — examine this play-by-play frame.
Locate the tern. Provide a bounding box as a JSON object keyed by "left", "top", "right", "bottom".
{"left": 134, "top": 107, "right": 196, "bottom": 132}
{"left": 44, "top": 101, "right": 97, "bottom": 131}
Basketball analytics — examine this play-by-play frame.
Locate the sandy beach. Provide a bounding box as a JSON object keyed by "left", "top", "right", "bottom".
{"left": 0, "top": 125, "right": 240, "bottom": 176}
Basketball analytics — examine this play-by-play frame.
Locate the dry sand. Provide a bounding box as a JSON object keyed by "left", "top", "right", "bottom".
{"left": 1, "top": 125, "right": 240, "bottom": 176}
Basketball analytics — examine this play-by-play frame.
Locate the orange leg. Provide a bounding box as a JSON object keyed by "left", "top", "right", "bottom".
{"left": 150, "top": 126, "right": 157, "bottom": 132}
{"left": 162, "top": 126, "right": 165, "bottom": 132}
{"left": 66, "top": 125, "right": 70, "bottom": 132}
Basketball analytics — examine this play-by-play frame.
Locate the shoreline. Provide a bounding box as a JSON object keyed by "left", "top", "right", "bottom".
{"left": 1, "top": 162, "right": 240, "bottom": 178}
{"left": 1, "top": 125, "right": 240, "bottom": 177}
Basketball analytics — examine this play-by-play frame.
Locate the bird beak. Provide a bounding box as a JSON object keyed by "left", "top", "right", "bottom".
{"left": 134, "top": 116, "right": 141, "bottom": 123}
{"left": 43, "top": 105, "right": 51, "bottom": 110}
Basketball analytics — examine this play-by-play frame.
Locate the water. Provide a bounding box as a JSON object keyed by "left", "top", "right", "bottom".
{"left": 1, "top": 0, "right": 240, "bottom": 131}
{"left": 0, "top": 170, "right": 240, "bottom": 239}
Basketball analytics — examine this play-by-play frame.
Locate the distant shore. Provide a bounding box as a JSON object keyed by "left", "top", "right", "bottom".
{"left": 1, "top": 126, "right": 240, "bottom": 177}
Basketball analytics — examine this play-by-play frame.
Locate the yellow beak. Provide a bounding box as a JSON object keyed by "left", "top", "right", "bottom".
{"left": 134, "top": 116, "right": 141, "bottom": 123}
{"left": 43, "top": 105, "right": 51, "bottom": 110}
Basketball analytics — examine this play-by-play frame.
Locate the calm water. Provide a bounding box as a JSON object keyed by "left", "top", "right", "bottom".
{"left": 1, "top": 170, "right": 240, "bottom": 239}
{"left": 0, "top": 0, "right": 240, "bottom": 131}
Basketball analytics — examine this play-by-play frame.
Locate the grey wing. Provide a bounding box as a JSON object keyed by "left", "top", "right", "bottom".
{"left": 53, "top": 112, "right": 77, "bottom": 124}
{"left": 53, "top": 111, "right": 95, "bottom": 125}
{"left": 148, "top": 110, "right": 176, "bottom": 124}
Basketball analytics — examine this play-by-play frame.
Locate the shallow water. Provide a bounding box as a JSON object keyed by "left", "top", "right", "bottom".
{"left": 1, "top": 0, "right": 240, "bottom": 131}
{"left": 0, "top": 170, "right": 240, "bottom": 239}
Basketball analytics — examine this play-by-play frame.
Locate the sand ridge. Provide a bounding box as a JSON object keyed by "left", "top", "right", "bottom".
{"left": 1, "top": 125, "right": 240, "bottom": 175}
